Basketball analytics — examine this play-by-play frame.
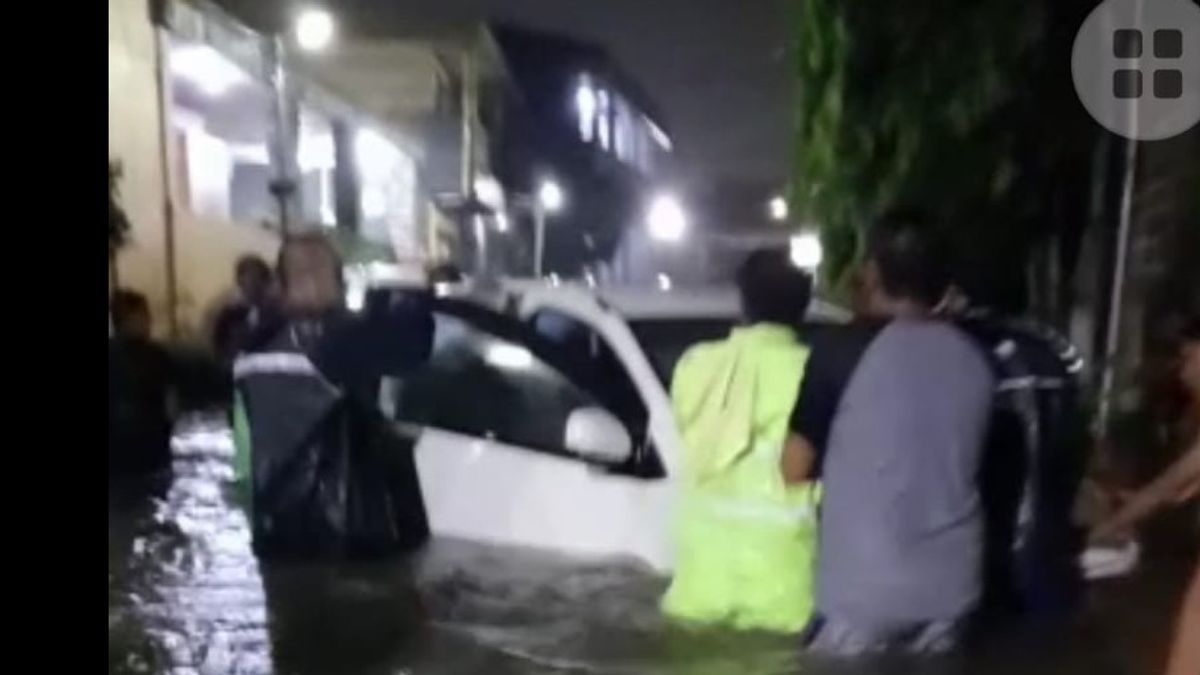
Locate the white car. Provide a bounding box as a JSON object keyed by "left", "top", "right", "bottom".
{"left": 393, "top": 283, "right": 848, "bottom": 571}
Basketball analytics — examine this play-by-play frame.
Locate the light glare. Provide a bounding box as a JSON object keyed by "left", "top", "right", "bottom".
{"left": 790, "top": 232, "right": 824, "bottom": 269}
{"left": 295, "top": 8, "right": 335, "bottom": 52}
{"left": 647, "top": 194, "right": 687, "bottom": 242}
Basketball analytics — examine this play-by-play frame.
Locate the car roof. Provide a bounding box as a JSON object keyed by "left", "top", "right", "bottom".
{"left": 501, "top": 281, "right": 851, "bottom": 323}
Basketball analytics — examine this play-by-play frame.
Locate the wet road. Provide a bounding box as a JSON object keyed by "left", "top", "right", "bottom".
{"left": 109, "top": 417, "right": 1192, "bottom": 674}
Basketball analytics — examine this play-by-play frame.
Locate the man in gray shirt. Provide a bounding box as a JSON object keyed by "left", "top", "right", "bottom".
{"left": 782, "top": 215, "right": 994, "bottom": 655}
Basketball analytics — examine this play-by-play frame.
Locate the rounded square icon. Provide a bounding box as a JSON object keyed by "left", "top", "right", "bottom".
{"left": 1154, "top": 29, "right": 1183, "bottom": 57}
{"left": 1154, "top": 69, "right": 1183, "bottom": 98}
{"left": 1113, "top": 69, "right": 1143, "bottom": 98}
{"left": 1113, "top": 28, "right": 1143, "bottom": 57}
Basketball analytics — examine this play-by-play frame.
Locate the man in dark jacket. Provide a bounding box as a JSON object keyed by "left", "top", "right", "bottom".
{"left": 233, "top": 233, "right": 433, "bottom": 559}
{"left": 212, "top": 255, "right": 276, "bottom": 365}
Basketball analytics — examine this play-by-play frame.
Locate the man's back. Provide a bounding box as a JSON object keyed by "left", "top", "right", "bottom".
{"left": 806, "top": 320, "right": 993, "bottom": 625}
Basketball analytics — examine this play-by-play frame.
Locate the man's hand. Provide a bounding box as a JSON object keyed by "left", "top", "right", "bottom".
{"left": 782, "top": 433, "right": 817, "bottom": 485}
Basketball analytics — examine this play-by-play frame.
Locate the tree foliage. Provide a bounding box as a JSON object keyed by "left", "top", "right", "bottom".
{"left": 791, "top": 0, "right": 1097, "bottom": 310}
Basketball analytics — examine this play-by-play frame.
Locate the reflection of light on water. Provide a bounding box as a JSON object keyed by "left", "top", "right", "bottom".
{"left": 108, "top": 417, "right": 1146, "bottom": 674}
{"left": 126, "top": 418, "right": 272, "bottom": 674}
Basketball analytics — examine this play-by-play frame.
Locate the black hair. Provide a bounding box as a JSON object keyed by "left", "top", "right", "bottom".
{"left": 866, "top": 210, "right": 952, "bottom": 307}
{"left": 736, "top": 249, "right": 813, "bottom": 325}
{"left": 111, "top": 289, "right": 149, "bottom": 326}
{"left": 235, "top": 254, "right": 271, "bottom": 280}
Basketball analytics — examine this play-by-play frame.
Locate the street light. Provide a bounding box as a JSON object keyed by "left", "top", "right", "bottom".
{"left": 529, "top": 179, "right": 565, "bottom": 277}
{"left": 790, "top": 232, "right": 824, "bottom": 270}
{"left": 769, "top": 195, "right": 789, "bottom": 222}
{"left": 538, "top": 179, "right": 565, "bottom": 213}
{"left": 295, "top": 8, "right": 335, "bottom": 52}
{"left": 647, "top": 193, "right": 687, "bottom": 243}
{"left": 271, "top": 7, "right": 336, "bottom": 233}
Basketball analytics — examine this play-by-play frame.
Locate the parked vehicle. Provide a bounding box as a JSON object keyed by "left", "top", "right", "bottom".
{"left": 385, "top": 282, "right": 848, "bottom": 571}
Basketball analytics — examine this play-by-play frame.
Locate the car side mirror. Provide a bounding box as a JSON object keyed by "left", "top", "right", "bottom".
{"left": 564, "top": 406, "right": 632, "bottom": 464}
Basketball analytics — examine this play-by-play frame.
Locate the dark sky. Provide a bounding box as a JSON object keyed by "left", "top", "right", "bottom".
{"left": 231, "top": 0, "right": 795, "bottom": 195}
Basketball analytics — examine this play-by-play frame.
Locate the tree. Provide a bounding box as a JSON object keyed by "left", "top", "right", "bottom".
{"left": 791, "top": 0, "right": 1098, "bottom": 316}
{"left": 109, "top": 160, "right": 132, "bottom": 293}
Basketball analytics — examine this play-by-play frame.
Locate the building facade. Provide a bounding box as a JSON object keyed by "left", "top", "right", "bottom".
{"left": 109, "top": 0, "right": 502, "bottom": 339}
{"left": 488, "top": 25, "right": 675, "bottom": 281}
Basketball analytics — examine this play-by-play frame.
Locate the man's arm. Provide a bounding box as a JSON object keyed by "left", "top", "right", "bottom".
{"left": 1093, "top": 439, "right": 1200, "bottom": 541}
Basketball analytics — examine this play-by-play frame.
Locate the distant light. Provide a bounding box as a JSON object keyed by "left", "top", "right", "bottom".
{"left": 657, "top": 273, "right": 673, "bottom": 291}
{"left": 647, "top": 194, "right": 688, "bottom": 242}
{"left": 495, "top": 213, "right": 509, "bottom": 233}
{"left": 474, "top": 175, "right": 504, "bottom": 210}
{"left": 769, "top": 195, "right": 789, "bottom": 222}
{"left": 486, "top": 343, "right": 534, "bottom": 370}
{"left": 575, "top": 76, "right": 597, "bottom": 142}
{"left": 548, "top": 272, "right": 562, "bottom": 286}
{"left": 790, "top": 232, "right": 824, "bottom": 269}
{"left": 170, "top": 44, "right": 248, "bottom": 97}
{"left": 294, "top": 8, "right": 335, "bottom": 52}
{"left": 538, "top": 179, "right": 565, "bottom": 213}
{"left": 584, "top": 270, "right": 597, "bottom": 287}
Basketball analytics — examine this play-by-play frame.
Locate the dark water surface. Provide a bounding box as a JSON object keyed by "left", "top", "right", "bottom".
{"left": 109, "top": 417, "right": 1190, "bottom": 674}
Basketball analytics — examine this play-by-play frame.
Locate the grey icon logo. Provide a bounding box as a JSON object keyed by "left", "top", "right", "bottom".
{"left": 1072, "top": 0, "right": 1200, "bottom": 140}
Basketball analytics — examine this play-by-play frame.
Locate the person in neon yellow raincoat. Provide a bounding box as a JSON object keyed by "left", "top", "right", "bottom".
{"left": 663, "top": 250, "right": 820, "bottom": 633}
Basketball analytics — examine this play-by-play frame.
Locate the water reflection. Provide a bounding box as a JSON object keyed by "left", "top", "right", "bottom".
{"left": 109, "top": 417, "right": 1183, "bottom": 674}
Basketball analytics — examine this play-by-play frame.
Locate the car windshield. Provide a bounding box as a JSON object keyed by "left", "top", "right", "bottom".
{"left": 628, "top": 318, "right": 737, "bottom": 384}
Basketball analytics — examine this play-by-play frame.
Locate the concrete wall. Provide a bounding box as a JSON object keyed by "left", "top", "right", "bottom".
{"left": 109, "top": 0, "right": 170, "bottom": 327}
{"left": 110, "top": 0, "right": 281, "bottom": 343}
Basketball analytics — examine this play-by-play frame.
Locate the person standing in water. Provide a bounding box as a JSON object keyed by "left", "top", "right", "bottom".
{"left": 663, "top": 249, "right": 819, "bottom": 633}
{"left": 109, "top": 289, "right": 176, "bottom": 482}
{"left": 787, "top": 215, "right": 994, "bottom": 655}
{"left": 212, "top": 254, "right": 276, "bottom": 366}
{"left": 232, "top": 232, "right": 433, "bottom": 558}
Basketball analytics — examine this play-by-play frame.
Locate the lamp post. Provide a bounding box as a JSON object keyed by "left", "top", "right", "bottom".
{"left": 270, "top": 7, "right": 335, "bottom": 234}
{"left": 533, "top": 179, "right": 564, "bottom": 276}
{"left": 509, "top": 179, "right": 565, "bottom": 278}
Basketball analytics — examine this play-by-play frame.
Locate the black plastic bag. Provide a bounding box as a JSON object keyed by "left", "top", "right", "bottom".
{"left": 239, "top": 351, "right": 429, "bottom": 560}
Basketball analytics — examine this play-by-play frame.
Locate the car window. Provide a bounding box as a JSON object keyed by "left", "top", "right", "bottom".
{"left": 395, "top": 305, "right": 632, "bottom": 462}
{"left": 530, "top": 310, "right": 649, "bottom": 437}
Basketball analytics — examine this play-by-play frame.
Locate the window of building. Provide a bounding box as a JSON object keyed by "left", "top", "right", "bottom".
{"left": 297, "top": 108, "right": 336, "bottom": 228}
{"left": 354, "top": 126, "right": 418, "bottom": 253}
{"left": 168, "top": 39, "right": 276, "bottom": 226}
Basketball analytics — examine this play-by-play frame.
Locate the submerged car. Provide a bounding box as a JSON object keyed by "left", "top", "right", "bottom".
{"left": 387, "top": 283, "right": 848, "bottom": 571}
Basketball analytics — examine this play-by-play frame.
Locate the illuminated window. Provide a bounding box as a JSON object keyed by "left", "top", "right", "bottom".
{"left": 354, "top": 127, "right": 418, "bottom": 253}
{"left": 575, "top": 74, "right": 597, "bottom": 142}
{"left": 596, "top": 89, "right": 612, "bottom": 151}
{"left": 297, "top": 108, "right": 336, "bottom": 227}
{"left": 168, "top": 39, "right": 275, "bottom": 225}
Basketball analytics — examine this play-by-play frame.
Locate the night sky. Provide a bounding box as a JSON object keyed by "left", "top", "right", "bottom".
{"left": 227, "top": 0, "right": 796, "bottom": 198}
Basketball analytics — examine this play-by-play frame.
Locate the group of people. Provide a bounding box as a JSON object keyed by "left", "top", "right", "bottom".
{"left": 662, "top": 213, "right": 1200, "bottom": 672}
{"left": 109, "top": 221, "right": 1199, "bottom": 670}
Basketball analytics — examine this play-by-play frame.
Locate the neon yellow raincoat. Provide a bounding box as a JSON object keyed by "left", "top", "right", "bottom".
{"left": 662, "top": 323, "right": 819, "bottom": 633}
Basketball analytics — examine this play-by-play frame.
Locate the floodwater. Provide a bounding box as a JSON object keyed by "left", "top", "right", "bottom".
{"left": 109, "top": 416, "right": 1192, "bottom": 675}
